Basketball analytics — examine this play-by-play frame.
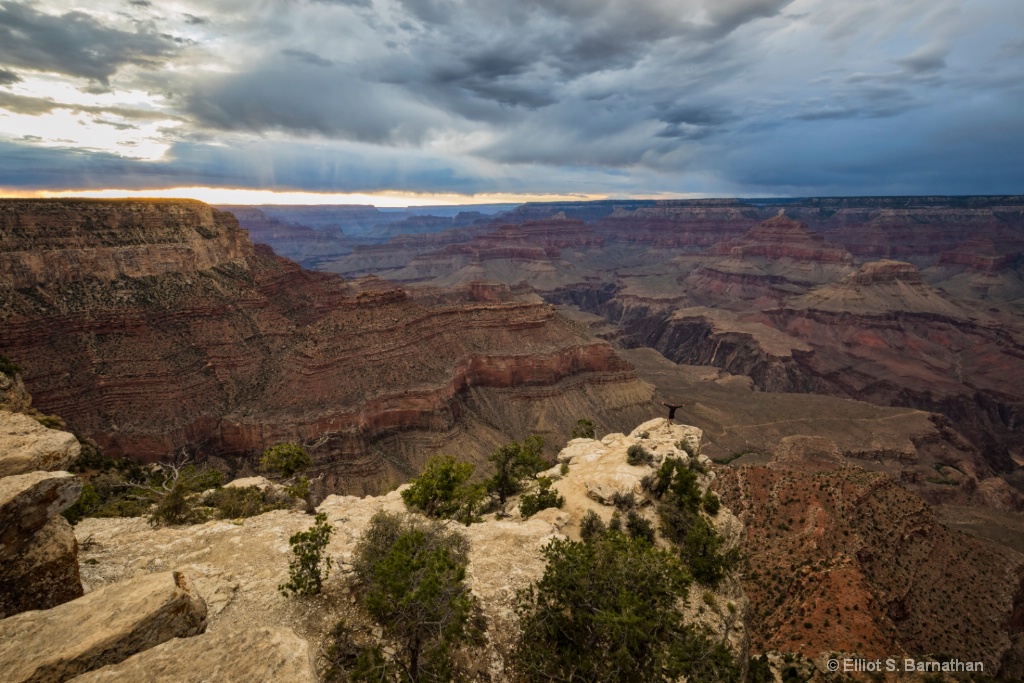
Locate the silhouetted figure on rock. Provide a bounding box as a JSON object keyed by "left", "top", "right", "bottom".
{"left": 661, "top": 401, "right": 684, "bottom": 421}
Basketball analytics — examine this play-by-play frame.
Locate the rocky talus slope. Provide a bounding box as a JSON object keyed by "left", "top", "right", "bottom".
{"left": 0, "top": 199, "right": 655, "bottom": 490}
{"left": 715, "top": 436, "right": 1024, "bottom": 677}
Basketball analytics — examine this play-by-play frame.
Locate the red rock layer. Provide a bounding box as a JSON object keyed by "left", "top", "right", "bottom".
{"left": 0, "top": 200, "right": 648, "bottom": 486}
{"left": 709, "top": 211, "right": 853, "bottom": 263}
{"left": 715, "top": 462, "right": 1024, "bottom": 675}
{"left": 595, "top": 203, "right": 758, "bottom": 247}
{"left": 0, "top": 199, "right": 251, "bottom": 288}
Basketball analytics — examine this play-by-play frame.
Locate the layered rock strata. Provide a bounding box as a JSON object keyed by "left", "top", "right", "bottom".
{"left": 0, "top": 200, "right": 653, "bottom": 489}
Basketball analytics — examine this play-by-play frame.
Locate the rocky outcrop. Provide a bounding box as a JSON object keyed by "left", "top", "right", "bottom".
{"left": 0, "top": 570, "right": 207, "bottom": 683}
{"left": 0, "top": 399, "right": 85, "bottom": 616}
{"left": 0, "top": 515, "right": 82, "bottom": 618}
{"left": 69, "top": 626, "right": 316, "bottom": 683}
{"left": 0, "top": 369, "right": 32, "bottom": 413}
{"left": 0, "top": 411, "right": 80, "bottom": 477}
{"left": 0, "top": 470, "right": 81, "bottom": 559}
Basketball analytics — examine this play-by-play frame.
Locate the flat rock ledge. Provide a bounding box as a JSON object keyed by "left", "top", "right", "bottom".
{"left": 69, "top": 625, "right": 317, "bottom": 683}
{"left": 0, "top": 570, "right": 208, "bottom": 683}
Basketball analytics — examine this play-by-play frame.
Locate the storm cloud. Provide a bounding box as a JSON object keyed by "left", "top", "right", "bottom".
{"left": 0, "top": 0, "right": 1022, "bottom": 197}
{"left": 0, "top": 1, "right": 178, "bottom": 84}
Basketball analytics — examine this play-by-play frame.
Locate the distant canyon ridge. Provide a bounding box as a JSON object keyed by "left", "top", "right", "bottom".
{"left": 1, "top": 196, "right": 1022, "bottom": 497}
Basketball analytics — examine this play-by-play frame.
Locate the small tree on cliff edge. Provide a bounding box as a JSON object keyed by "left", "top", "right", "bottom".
{"left": 486, "top": 434, "right": 547, "bottom": 509}
{"left": 279, "top": 512, "right": 333, "bottom": 597}
{"left": 261, "top": 442, "right": 312, "bottom": 479}
{"left": 353, "top": 511, "right": 482, "bottom": 682}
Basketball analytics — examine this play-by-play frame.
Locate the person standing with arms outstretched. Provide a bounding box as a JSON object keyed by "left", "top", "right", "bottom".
{"left": 661, "top": 401, "right": 684, "bottom": 421}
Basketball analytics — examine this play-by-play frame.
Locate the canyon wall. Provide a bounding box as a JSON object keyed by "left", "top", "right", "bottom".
{"left": 0, "top": 200, "right": 655, "bottom": 490}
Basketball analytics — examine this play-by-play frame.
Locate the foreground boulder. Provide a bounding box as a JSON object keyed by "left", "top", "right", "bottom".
{"left": 0, "top": 570, "right": 207, "bottom": 683}
{"left": 0, "top": 515, "right": 82, "bottom": 618}
{"left": 69, "top": 626, "right": 317, "bottom": 682}
{"left": 0, "top": 470, "right": 81, "bottom": 559}
{"left": 0, "top": 411, "right": 80, "bottom": 478}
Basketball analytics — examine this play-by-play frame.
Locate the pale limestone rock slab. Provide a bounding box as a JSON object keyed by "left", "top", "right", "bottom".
{"left": 0, "top": 411, "right": 81, "bottom": 477}
{"left": 0, "top": 515, "right": 83, "bottom": 618}
{"left": 0, "top": 570, "right": 207, "bottom": 683}
{"left": 223, "top": 476, "right": 277, "bottom": 491}
{"left": 69, "top": 626, "right": 316, "bottom": 683}
{"left": 0, "top": 470, "right": 81, "bottom": 560}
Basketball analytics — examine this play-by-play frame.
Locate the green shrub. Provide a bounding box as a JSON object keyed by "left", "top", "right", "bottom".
{"left": 206, "top": 485, "right": 292, "bottom": 519}
{"left": 702, "top": 491, "right": 721, "bottom": 516}
{"left": 35, "top": 415, "right": 65, "bottom": 430}
{"left": 0, "top": 354, "right": 21, "bottom": 376}
{"left": 570, "top": 418, "right": 596, "bottom": 439}
{"left": 648, "top": 457, "right": 737, "bottom": 586}
{"left": 560, "top": 461, "right": 570, "bottom": 476}
{"left": 353, "top": 511, "right": 481, "bottom": 681}
{"left": 681, "top": 515, "right": 739, "bottom": 586}
{"left": 610, "top": 490, "right": 635, "bottom": 510}
{"left": 625, "top": 510, "right": 656, "bottom": 545}
{"left": 486, "top": 435, "right": 548, "bottom": 508}
{"left": 401, "top": 454, "right": 483, "bottom": 523}
{"left": 260, "top": 443, "right": 312, "bottom": 479}
{"left": 143, "top": 463, "right": 224, "bottom": 526}
{"left": 62, "top": 484, "right": 101, "bottom": 526}
{"left": 279, "top": 512, "right": 333, "bottom": 597}
{"left": 579, "top": 510, "right": 605, "bottom": 542}
{"left": 626, "top": 443, "right": 655, "bottom": 466}
{"left": 513, "top": 531, "right": 741, "bottom": 682}
{"left": 519, "top": 477, "right": 564, "bottom": 519}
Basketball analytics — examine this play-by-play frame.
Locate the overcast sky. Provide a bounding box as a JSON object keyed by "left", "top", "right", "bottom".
{"left": 0, "top": 0, "right": 1022, "bottom": 202}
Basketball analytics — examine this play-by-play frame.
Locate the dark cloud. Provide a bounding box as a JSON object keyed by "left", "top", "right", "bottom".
{"left": 0, "top": 67, "right": 19, "bottom": 84}
{"left": 896, "top": 43, "right": 949, "bottom": 73}
{"left": 311, "top": 0, "right": 373, "bottom": 6}
{"left": 182, "top": 13, "right": 207, "bottom": 26}
{"left": 281, "top": 49, "right": 334, "bottom": 67}
{"left": 185, "top": 62, "right": 446, "bottom": 142}
{"left": 0, "top": 2, "right": 178, "bottom": 83}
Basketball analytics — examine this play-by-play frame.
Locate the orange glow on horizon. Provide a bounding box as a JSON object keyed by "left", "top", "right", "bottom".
{"left": 0, "top": 186, "right": 685, "bottom": 207}
{"left": 0, "top": 186, "right": 706, "bottom": 207}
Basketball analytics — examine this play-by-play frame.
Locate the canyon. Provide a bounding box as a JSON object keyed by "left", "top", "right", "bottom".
{"left": 3, "top": 195, "right": 1024, "bottom": 680}
{"left": 258, "top": 197, "right": 1022, "bottom": 476}
{"left": 0, "top": 199, "right": 654, "bottom": 491}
